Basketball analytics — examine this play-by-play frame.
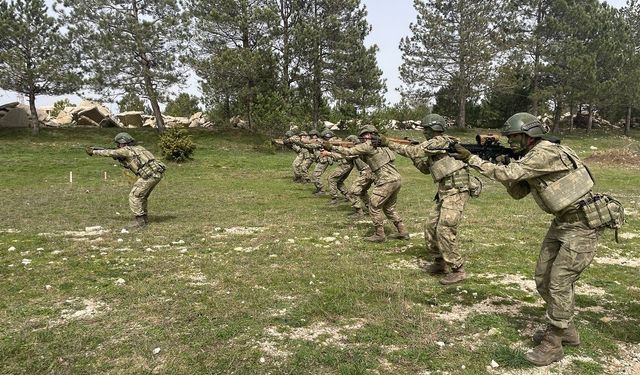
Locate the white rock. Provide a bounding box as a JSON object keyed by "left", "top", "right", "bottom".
{"left": 21, "top": 259, "right": 31, "bottom": 265}
{"left": 153, "top": 347, "right": 161, "bottom": 354}
{"left": 259, "top": 357, "right": 265, "bottom": 364}
{"left": 172, "top": 240, "right": 185, "bottom": 245}
{"left": 488, "top": 328, "right": 500, "bottom": 336}
{"left": 320, "top": 236, "right": 336, "bottom": 242}
{"left": 51, "top": 250, "right": 62, "bottom": 255}
{"left": 45, "top": 285, "right": 52, "bottom": 290}
{"left": 114, "top": 278, "right": 126, "bottom": 285}
{"left": 36, "top": 247, "right": 44, "bottom": 251}
{"left": 436, "top": 341, "right": 445, "bottom": 347}
{"left": 491, "top": 360, "right": 499, "bottom": 368}
{"left": 287, "top": 239, "right": 295, "bottom": 243}
{"left": 179, "top": 249, "right": 187, "bottom": 254}
{"left": 117, "top": 238, "right": 123, "bottom": 243}
{"left": 85, "top": 226, "right": 103, "bottom": 232}
{"left": 8, "top": 246, "right": 16, "bottom": 252}
{"left": 120, "top": 228, "right": 129, "bottom": 234}
{"left": 590, "top": 146, "right": 598, "bottom": 150}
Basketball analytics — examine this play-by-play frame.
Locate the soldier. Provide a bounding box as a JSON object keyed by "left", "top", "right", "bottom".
{"left": 322, "top": 125, "right": 409, "bottom": 242}
{"left": 346, "top": 155, "right": 374, "bottom": 218}
{"left": 451, "top": 113, "right": 600, "bottom": 366}
{"left": 85, "top": 132, "right": 166, "bottom": 228}
{"left": 325, "top": 134, "right": 358, "bottom": 205}
{"left": 378, "top": 114, "right": 475, "bottom": 285}
{"left": 298, "top": 131, "right": 313, "bottom": 183}
{"left": 284, "top": 128, "right": 307, "bottom": 183}
{"left": 307, "top": 129, "right": 334, "bottom": 195}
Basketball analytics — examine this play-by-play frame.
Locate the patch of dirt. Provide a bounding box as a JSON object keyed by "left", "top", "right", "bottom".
{"left": 386, "top": 258, "right": 427, "bottom": 271}
{"left": 39, "top": 298, "right": 110, "bottom": 330}
{"left": 429, "top": 296, "right": 538, "bottom": 323}
{"left": 594, "top": 255, "right": 640, "bottom": 268}
{"left": 585, "top": 148, "right": 640, "bottom": 169}
{"left": 478, "top": 273, "right": 608, "bottom": 297}
{"left": 255, "top": 319, "right": 367, "bottom": 360}
{"left": 604, "top": 342, "right": 640, "bottom": 374}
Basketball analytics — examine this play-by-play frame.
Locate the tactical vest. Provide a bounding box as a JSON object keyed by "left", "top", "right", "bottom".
{"left": 528, "top": 144, "right": 594, "bottom": 214}
{"left": 122, "top": 145, "right": 166, "bottom": 179}
{"left": 365, "top": 147, "right": 395, "bottom": 172}
{"left": 429, "top": 154, "right": 466, "bottom": 182}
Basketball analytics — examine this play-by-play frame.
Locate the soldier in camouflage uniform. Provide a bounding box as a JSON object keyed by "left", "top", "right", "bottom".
{"left": 452, "top": 112, "right": 599, "bottom": 366}
{"left": 323, "top": 125, "right": 409, "bottom": 242}
{"left": 305, "top": 129, "right": 334, "bottom": 195}
{"left": 346, "top": 156, "right": 374, "bottom": 217}
{"left": 298, "top": 131, "right": 313, "bottom": 182}
{"left": 86, "top": 132, "right": 166, "bottom": 228}
{"left": 284, "top": 128, "right": 308, "bottom": 183}
{"left": 325, "top": 134, "right": 358, "bottom": 205}
{"left": 380, "top": 114, "right": 474, "bottom": 285}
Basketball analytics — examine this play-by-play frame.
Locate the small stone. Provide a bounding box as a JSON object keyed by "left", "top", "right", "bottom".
{"left": 115, "top": 278, "right": 126, "bottom": 286}
{"left": 45, "top": 285, "right": 52, "bottom": 290}
{"left": 179, "top": 249, "right": 187, "bottom": 254}
{"left": 172, "top": 240, "right": 185, "bottom": 245}
{"left": 490, "top": 360, "right": 499, "bottom": 368}
{"left": 36, "top": 247, "right": 44, "bottom": 251}
{"left": 121, "top": 229, "right": 129, "bottom": 234}
{"left": 287, "top": 239, "right": 295, "bottom": 243}
{"left": 152, "top": 347, "right": 161, "bottom": 354}
{"left": 590, "top": 146, "right": 598, "bottom": 150}
{"left": 259, "top": 357, "right": 265, "bottom": 364}
{"left": 21, "top": 259, "right": 31, "bottom": 265}
{"left": 117, "top": 238, "right": 123, "bottom": 243}
{"left": 320, "top": 236, "right": 336, "bottom": 242}
{"left": 436, "top": 341, "right": 445, "bottom": 347}
{"left": 8, "top": 246, "right": 15, "bottom": 252}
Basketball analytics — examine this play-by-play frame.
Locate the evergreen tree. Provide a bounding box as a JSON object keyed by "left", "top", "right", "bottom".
{"left": 399, "top": 0, "right": 503, "bottom": 127}
{"left": 620, "top": 0, "right": 640, "bottom": 135}
{"left": 57, "top": 0, "right": 187, "bottom": 132}
{"left": 0, "top": 0, "right": 81, "bottom": 134}
{"left": 165, "top": 93, "right": 201, "bottom": 117}
{"left": 118, "top": 92, "right": 146, "bottom": 113}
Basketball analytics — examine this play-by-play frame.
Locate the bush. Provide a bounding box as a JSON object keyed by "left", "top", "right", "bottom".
{"left": 51, "top": 99, "right": 73, "bottom": 117}
{"left": 158, "top": 128, "right": 196, "bottom": 162}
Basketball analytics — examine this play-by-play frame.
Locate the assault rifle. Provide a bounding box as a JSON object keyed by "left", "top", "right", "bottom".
{"left": 385, "top": 136, "right": 420, "bottom": 145}
{"left": 84, "top": 146, "right": 125, "bottom": 161}
{"left": 443, "top": 134, "right": 561, "bottom": 163}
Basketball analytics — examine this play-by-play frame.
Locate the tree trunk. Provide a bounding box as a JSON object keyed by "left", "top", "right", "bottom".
{"left": 143, "top": 70, "right": 165, "bottom": 133}
{"left": 625, "top": 106, "right": 631, "bottom": 137}
{"left": 587, "top": 104, "right": 593, "bottom": 134}
{"left": 552, "top": 98, "right": 562, "bottom": 133}
{"left": 457, "top": 88, "right": 466, "bottom": 128}
{"left": 28, "top": 91, "right": 39, "bottom": 136}
{"left": 569, "top": 102, "right": 575, "bottom": 133}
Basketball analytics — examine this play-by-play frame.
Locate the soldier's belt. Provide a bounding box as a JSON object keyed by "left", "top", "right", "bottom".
{"left": 556, "top": 210, "right": 587, "bottom": 223}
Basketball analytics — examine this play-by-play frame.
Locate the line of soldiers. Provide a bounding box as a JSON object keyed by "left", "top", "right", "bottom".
{"left": 282, "top": 112, "right": 614, "bottom": 367}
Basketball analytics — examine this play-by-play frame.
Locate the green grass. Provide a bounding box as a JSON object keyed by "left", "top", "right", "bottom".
{"left": 0, "top": 127, "right": 639, "bottom": 374}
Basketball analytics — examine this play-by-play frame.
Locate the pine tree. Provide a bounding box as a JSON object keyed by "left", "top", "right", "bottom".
{"left": 165, "top": 93, "right": 201, "bottom": 117}
{"left": 57, "top": 0, "right": 187, "bottom": 132}
{"left": 0, "top": 0, "right": 81, "bottom": 134}
{"left": 399, "top": 0, "right": 504, "bottom": 127}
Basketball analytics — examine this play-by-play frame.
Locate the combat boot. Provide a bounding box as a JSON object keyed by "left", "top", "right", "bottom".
{"left": 388, "top": 221, "right": 410, "bottom": 240}
{"left": 533, "top": 321, "right": 580, "bottom": 346}
{"left": 425, "top": 258, "right": 447, "bottom": 275}
{"left": 129, "top": 215, "right": 147, "bottom": 229}
{"left": 348, "top": 208, "right": 365, "bottom": 219}
{"left": 364, "top": 226, "right": 385, "bottom": 242}
{"left": 328, "top": 197, "right": 340, "bottom": 205}
{"left": 313, "top": 187, "right": 325, "bottom": 196}
{"left": 439, "top": 265, "right": 466, "bottom": 285}
{"left": 525, "top": 325, "right": 565, "bottom": 366}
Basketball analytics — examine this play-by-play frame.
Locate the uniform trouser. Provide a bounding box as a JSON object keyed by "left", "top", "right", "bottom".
{"left": 292, "top": 153, "right": 305, "bottom": 179}
{"left": 301, "top": 158, "right": 313, "bottom": 180}
{"left": 368, "top": 179, "right": 403, "bottom": 227}
{"left": 347, "top": 172, "right": 374, "bottom": 209}
{"left": 129, "top": 175, "right": 162, "bottom": 216}
{"left": 535, "top": 219, "right": 598, "bottom": 329}
{"left": 425, "top": 191, "right": 470, "bottom": 269}
{"left": 311, "top": 162, "right": 330, "bottom": 191}
{"left": 328, "top": 163, "right": 353, "bottom": 198}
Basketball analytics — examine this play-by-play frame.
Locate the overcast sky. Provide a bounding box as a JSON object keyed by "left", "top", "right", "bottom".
{"left": 0, "top": 0, "right": 629, "bottom": 109}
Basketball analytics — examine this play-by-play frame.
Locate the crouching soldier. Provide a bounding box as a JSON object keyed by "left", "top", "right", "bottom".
{"left": 86, "top": 132, "right": 166, "bottom": 228}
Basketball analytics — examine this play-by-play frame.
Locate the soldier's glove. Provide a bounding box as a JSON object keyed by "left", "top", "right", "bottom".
{"left": 85, "top": 146, "right": 93, "bottom": 156}
{"left": 371, "top": 135, "right": 388, "bottom": 148}
{"left": 451, "top": 144, "right": 471, "bottom": 162}
{"left": 322, "top": 142, "right": 333, "bottom": 151}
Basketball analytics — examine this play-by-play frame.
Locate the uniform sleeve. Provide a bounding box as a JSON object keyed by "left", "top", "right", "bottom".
{"left": 333, "top": 141, "right": 374, "bottom": 157}
{"left": 466, "top": 147, "right": 567, "bottom": 183}
{"left": 93, "top": 148, "right": 129, "bottom": 159}
{"left": 389, "top": 138, "right": 448, "bottom": 159}
{"left": 412, "top": 158, "right": 431, "bottom": 174}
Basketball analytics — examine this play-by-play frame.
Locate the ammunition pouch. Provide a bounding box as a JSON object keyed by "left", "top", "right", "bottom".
{"left": 138, "top": 160, "right": 166, "bottom": 179}
{"left": 469, "top": 176, "right": 483, "bottom": 198}
{"left": 439, "top": 168, "right": 470, "bottom": 191}
{"left": 579, "top": 194, "right": 625, "bottom": 231}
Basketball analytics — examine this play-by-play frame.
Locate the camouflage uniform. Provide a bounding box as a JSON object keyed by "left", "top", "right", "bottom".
{"left": 286, "top": 133, "right": 309, "bottom": 182}
{"left": 93, "top": 145, "right": 166, "bottom": 219}
{"left": 347, "top": 158, "right": 374, "bottom": 211}
{"left": 332, "top": 140, "right": 406, "bottom": 240}
{"left": 467, "top": 140, "right": 598, "bottom": 330}
{"left": 326, "top": 152, "right": 355, "bottom": 201}
{"left": 390, "top": 134, "right": 472, "bottom": 271}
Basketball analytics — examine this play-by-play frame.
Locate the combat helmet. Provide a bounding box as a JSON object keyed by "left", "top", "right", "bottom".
{"left": 284, "top": 130, "right": 294, "bottom": 138}
{"left": 321, "top": 129, "right": 334, "bottom": 139}
{"left": 358, "top": 125, "right": 378, "bottom": 136}
{"left": 114, "top": 132, "right": 135, "bottom": 144}
{"left": 502, "top": 113, "right": 548, "bottom": 138}
{"left": 289, "top": 124, "right": 300, "bottom": 135}
{"left": 299, "top": 131, "right": 308, "bottom": 136}
{"left": 422, "top": 114, "right": 446, "bottom": 132}
{"left": 308, "top": 129, "right": 320, "bottom": 137}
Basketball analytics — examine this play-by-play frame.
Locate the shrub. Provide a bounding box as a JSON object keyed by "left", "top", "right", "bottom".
{"left": 51, "top": 99, "right": 73, "bottom": 117}
{"left": 158, "top": 128, "right": 196, "bottom": 162}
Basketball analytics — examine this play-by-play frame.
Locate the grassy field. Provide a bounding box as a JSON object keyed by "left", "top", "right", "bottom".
{"left": 0, "top": 126, "right": 638, "bottom": 375}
